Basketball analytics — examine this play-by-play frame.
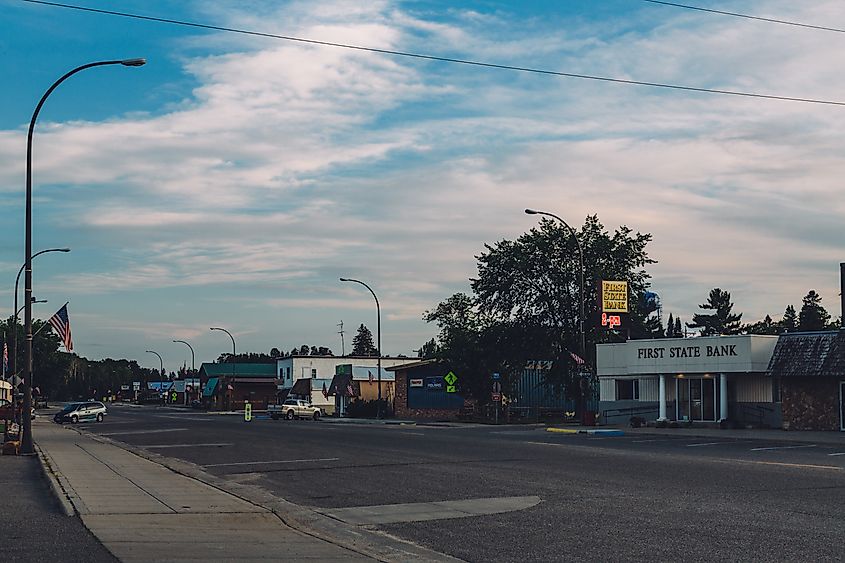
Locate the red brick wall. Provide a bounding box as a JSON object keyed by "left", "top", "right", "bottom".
{"left": 782, "top": 378, "right": 841, "bottom": 431}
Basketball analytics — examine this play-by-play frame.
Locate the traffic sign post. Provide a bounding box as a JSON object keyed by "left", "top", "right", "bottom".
{"left": 444, "top": 371, "right": 458, "bottom": 393}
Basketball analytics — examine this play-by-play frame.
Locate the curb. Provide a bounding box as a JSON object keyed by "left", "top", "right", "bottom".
{"left": 546, "top": 428, "right": 625, "bottom": 437}
{"left": 34, "top": 442, "right": 76, "bottom": 517}
{"left": 72, "top": 427, "right": 462, "bottom": 562}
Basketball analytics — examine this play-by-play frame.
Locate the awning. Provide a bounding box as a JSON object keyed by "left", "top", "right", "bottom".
{"left": 203, "top": 377, "right": 219, "bottom": 397}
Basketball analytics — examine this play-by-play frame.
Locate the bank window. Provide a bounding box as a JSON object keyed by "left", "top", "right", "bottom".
{"left": 286, "top": 367, "right": 291, "bottom": 380}
{"left": 311, "top": 368, "right": 317, "bottom": 378}
{"left": 616, "top": 379, "right": 639, "bottom": 401}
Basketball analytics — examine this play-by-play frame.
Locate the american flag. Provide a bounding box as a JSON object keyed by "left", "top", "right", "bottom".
{"left": 48, "top": 303, "right": 73, "bottom": 352}
{"left": 322, "top": 382, "right": 329, "bottom": 399}
{"left": 569, "top": 351, "right": 585, "bottom": 365}
{"left": 368, "top": 370, "right": 374, "bottom": 383}
{"left": 2, "top": 339, "right": 7, "bottom": 376}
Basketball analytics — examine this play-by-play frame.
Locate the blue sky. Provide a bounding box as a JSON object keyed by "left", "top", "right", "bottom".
{"left": 2, "top": 0, "right": 844, "bottom": 371}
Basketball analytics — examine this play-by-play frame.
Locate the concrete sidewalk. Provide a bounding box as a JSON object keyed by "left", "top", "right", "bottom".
{"left": 34, "top": 422, "right": 371, "bottom": 562}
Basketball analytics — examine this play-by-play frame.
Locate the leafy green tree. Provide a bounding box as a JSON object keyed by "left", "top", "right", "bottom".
{"left": 781, "top": 305, "right": 798, "bottom": 332}
{"left": 351, "top": 324, "right": 377, "bottom": 356}
{"left": 687, "top": 288, "right": 743, "bottom": 336}
{"left": 798, "top": 290, "right": 830, "bottom": 331}
{"left": 428, "top": 215, "right": 658, "bottom": 400}
{"left": 270, "top": 347, "right": 281, "bottom": 358}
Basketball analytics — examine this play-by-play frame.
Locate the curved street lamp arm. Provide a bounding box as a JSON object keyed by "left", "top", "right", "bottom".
{"left": 172, "top": 340, "right": 196, "bottom": 371}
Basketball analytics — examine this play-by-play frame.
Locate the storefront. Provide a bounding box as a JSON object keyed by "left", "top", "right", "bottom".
{"left": 597, "top": 335, "right": 780, "bottom": 426}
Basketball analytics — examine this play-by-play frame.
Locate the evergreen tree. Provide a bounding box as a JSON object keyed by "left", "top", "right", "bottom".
{"left": 781, "top": 305, "right": 797, "bottom": 332}
{"left": 417, "top": 338, "right": 439, "bottom": 358}
{"left": 665, "top": 313, "right": 675, "bottom": 338}
{"left": 351, "top": 324, "right": 378, "bottom": 356}
{"left": 686, "top": 288, "right": 742, "bottom": 336}
{"left": 675, "top": 316, "right": 683, "bottom": 338}
{"left": 798, "top": 290, "right": 830, "bottom": 331}
{"left": 744, "top": 314, "right": 781, "bottom": 335}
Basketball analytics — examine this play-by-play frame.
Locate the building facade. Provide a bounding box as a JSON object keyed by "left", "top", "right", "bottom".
{"left": 597, "top": 335, "right": 780, "bottom": 427}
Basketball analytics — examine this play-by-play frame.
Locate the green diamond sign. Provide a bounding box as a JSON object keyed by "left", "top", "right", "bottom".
{"left": 444, "top": 371, "right": 457, "bottom": 385}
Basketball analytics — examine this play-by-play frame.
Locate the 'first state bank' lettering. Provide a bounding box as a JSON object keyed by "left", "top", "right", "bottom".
{"left": 637, "top": 344, "right": 738, "bottom": 360}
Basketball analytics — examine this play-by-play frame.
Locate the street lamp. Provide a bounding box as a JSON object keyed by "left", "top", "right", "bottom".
{"left": 339, "top": 278, "right": 382, "bottom": 418}
{"left": 210, "top": 327, "right": 235, "bottom": 410}
{"left": 11, "top": 248, "right": 69, "bottom": 380}
{"left": 172, "top": 340, "right": 195, "bottom": 373}
{"left": 146, "top": 350, "right": 164, "bottom": 401}
{"left": 22, "top": 58, "right": 145, "bottom": 454}
{"left": 16, "top": 298, "right": 47, "bottom": 318}
{"left": 525, "top": 208, "right": 587, "bottom": 420}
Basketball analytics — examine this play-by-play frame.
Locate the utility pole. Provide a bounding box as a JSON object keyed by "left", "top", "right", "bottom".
{"left": 337, "top": 321, "right": 345, "bottom": 356}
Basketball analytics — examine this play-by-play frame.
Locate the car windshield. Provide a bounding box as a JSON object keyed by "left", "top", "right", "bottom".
{"left": 60, "top": 403, "right": 82, "bottom": 413}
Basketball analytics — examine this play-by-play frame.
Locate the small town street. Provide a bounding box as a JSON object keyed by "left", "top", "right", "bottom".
{"left": 61, "top": 404, "right": 845, "bottom": 562}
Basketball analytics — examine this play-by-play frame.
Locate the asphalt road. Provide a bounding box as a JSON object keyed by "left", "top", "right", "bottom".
{"left": 75, "top": 405, "right": 845, "bottom": 562}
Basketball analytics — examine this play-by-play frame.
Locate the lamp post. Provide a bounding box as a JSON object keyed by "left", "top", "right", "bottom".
{"left": 146, "top": 350, "right": 164, "bottom": 402}
{"left": 173, "top": 339, "right": 196, "bottom": 405}
{"left": 172, "top": 340, "right": 195, "bottom": 372}
{"left": 525, "top": 208, "right": 588, "bottom": 421}
{"left": 11, "top": 248, "right": 69, "bottom": 381}
{"left": 210, "top": 327, "right": 235, "bottom": 410}
{"left": 22, "top": 58, "right": 145, "bottom": 454}
{"left": 339, "top": 278, "right": 381, "bottom": 418}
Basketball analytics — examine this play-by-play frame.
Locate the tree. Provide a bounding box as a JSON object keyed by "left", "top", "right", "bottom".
{"left": 351, "top": 324, "right": 377, "bottom": 356}
{"left": 270, "top": 347, "right": 281, "bottom": 358}
{"left": 299, "top": 344, "right": 310, "bottom": 356}
{"left": 744, "top": 314, "right": 781, "bottom": 335}
{"left": 798, "top": 290, "right": 830, "bottom": 331}
{"left": 417, "top": 338, "right": 438, "bottom": 358}
{"left": 686, "top": 288, "right": 742, "bottom": 336}
{"left": 665, "top": 313, "right": 675, "bottom": 338}
{"left": 674, "top": 316, "right": 682, "bottom": 338}
{"left": 428, "top": 215, "right": 658, "bottom": 400}
{"left": 781, "top": 305, "right": 797, "bottom": 332}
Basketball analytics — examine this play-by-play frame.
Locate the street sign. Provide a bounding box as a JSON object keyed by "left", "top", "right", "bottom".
{"left": 132, "top": 381, "right": 141, "bottom": 391}
{"left": 492, "top": 392, "right": 501, "bottom": 402}
{"left": 492, "top": 381, "right": 501, "bottom": 394}
{"left": 11, "top": 375, "right": 22, "bottom": 387}
{"left": 492, "top": 372, "right": 501, "bottom": 380}
{"left": 446, "top": 385, "right": 456, "bottom": 393}
{"left": 444, "top": 371, "right": 458, "bottom": 385}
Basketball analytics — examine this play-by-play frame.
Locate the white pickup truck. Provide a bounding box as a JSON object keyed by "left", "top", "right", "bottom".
{"left": 268, "top": 398, "right": 322, "bottom": 420}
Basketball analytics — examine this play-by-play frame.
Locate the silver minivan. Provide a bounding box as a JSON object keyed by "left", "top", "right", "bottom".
{"left": 54, "top": 401, "right": 107, "bottom": 424}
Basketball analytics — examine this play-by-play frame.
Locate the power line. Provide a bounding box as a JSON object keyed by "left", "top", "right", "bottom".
{"left": 641, "top": 0, "right": 845, "bottom": 34}
{"left": 18, "top": 0, "right": 845, "bottom": 107}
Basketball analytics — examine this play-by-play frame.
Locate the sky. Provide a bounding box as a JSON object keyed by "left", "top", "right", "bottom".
{"left": 1, "top": 0, "right": 844, "bottom": 371}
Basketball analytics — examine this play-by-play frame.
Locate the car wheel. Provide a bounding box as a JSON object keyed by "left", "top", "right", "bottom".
{"left": 96, "top": 413, "right": 104, "bottom": 422}
{"left": 286, "top": 410, "right": 295, "bottom": 420}
{"left": 312, "top": 411, "right": 320, "bottom": 421}
{"left": 70, "top": 415, "right": 78, "bottom": 424}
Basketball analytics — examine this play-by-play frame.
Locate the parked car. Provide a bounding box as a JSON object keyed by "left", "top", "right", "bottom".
{"left": 53, "top": 401, "right": 107, "bottom": 424}
{"left": 268, "top": 399, "right": 321, "bottom": 420}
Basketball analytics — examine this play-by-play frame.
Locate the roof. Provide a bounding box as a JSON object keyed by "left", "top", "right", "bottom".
{"left": 384, "top": 359, "right": 438, "bottom": 372}
{"left": 199, "top": 363, "right": 277, "bottom": 378}
{"left": 202, "top": 377, "right": 218, "bottom": 397}
{"left": 767, "top": 331, "right": 845, "bottom": 378}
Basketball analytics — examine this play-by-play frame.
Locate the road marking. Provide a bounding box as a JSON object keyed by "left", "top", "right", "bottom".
{"left": 398, "top": 432, "right": 425, "bottom": 436}
{"left": 204, "top": 457, "right": 339, "bottom": 467}
{"left": 828, "top": 452, "right": 845, "bottom": 456}
{"left": 144, "top": 443, "right": 234, "bottom": 449}
{"left": 750, "top": 444, "right": 817, "bottom": 452}
{"left": 631, "top": 438, "right": 680, "bottom": 443}
{"left": 715, "top": 458, "right": 841, "bottom": 471}
{"left": 686, "top": 440, "right": 753, "bottom": 447}
{"left": 319, "top": 496, "right": 541, "bottom": 525}
{"left": 98, "top": 428, "right": 189, "bottom": 436}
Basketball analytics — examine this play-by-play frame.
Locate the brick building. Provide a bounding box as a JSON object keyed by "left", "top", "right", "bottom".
{"left": 388, "top": 360, "right": 468, "bottom": 420}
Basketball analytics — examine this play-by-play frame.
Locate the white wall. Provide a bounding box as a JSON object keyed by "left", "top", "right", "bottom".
{"left": 275, "top": 356, "right": 412, "bottom": 389}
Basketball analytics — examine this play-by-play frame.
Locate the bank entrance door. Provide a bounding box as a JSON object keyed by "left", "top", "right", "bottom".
{"left": 677, "top": 377, "right": 716, "bottom": 422}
